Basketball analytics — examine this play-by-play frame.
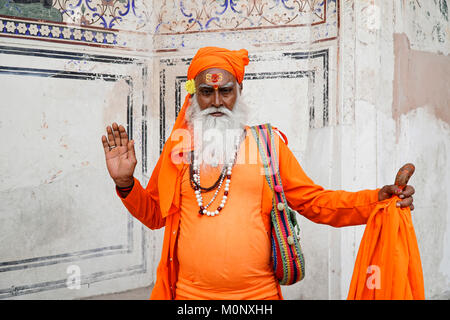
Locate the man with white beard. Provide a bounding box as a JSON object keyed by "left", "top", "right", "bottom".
{"left": 101, "top": 47, "right": 415, "bottom": 300}
{"left": 185, "top": 70, "right": 248, "bottom": 171}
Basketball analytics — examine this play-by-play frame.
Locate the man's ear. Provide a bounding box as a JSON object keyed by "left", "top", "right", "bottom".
{"left": 239, "top": 83, "right": 243, "bottom": 93}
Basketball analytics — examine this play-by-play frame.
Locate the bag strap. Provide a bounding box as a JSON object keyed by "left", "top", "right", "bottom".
{"left": 250, "top": 124, "right": 301, "bottom": 235}
{"left": 251, "top": 124, "right": 284, "bottom": 203}
{"left": 251, "top": 124, "right": 306, "bottom": 284}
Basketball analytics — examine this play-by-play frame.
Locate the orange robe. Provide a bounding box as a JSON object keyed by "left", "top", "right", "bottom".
{"left": 175, "top": 134, "right": 279, "bottom": 299}
{"left": 117, "top": 127, "right": 380, "bottom": 299}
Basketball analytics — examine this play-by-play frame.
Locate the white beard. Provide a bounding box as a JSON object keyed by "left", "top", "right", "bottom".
{"left": 185, "top": 90, "right": 248, "bottom": 169}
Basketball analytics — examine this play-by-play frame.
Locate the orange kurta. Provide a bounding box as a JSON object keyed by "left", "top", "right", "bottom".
{"left": 175, "top": 133, "right": 278, "bottom": 300}
{"left": 117, "top": 127, "right": 380, "bottom": 300}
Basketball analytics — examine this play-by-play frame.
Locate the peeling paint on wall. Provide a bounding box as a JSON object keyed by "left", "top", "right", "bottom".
{"left": 393, "top": 33, "right": 450, "bottom": 130}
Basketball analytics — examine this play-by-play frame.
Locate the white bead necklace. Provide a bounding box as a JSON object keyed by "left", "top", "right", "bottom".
{"left": 193, "top": 133, "right": 242, "bottom": 217}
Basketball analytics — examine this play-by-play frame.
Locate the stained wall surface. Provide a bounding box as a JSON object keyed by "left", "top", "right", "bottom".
{"left": 0, "top": 0, "right": 155, "bottom": 299}
{"left": 0, "top": 0, "right": 448, "bottom": 300}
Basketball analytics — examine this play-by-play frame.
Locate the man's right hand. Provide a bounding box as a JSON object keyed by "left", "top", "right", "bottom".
{"left": 101, "top": 122, "right": 137, "bottom": 187}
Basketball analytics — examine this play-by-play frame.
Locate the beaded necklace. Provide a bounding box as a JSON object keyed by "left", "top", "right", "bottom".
{"left": 189, "top": 154, "right": 226, "bottom": 192}
{"left": 190, "top": 130, "right": 244, "bottom": 216}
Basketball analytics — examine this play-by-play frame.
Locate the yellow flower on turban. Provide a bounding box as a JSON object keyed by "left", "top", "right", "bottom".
{"left": 185, "top": 79, "right": 196, "bottom": 95}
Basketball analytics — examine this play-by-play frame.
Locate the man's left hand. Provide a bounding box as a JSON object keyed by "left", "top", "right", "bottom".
{"left": 378, "top": 185, "right": 415, "bottom": 210}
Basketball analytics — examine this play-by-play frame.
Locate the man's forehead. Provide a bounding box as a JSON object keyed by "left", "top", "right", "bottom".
{"left": 195, "top": 68, "right": 236, "bottom": 83}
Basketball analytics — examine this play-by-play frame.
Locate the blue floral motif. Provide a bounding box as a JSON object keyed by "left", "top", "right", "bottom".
{"left": 189, "top": 19, "right": 203, "bottom": 30}
{"left": 205, "top": 17, "right": 220, "bottom": 29}
{"left": 108, "top": 16, "right": 123, "bottom": 29}
{"left": 85, "top": 0, "right": 97, "bottom": 12}
{"left": 215, "top": 0, "right": 241, "bottom": 15}
{"left": 68, "top": 0, "right": 83, "bottom": 11}
{"left": 93, "top": 12, "right": 107, "bottom": 28}
{"left": 119, "top": 0, "right": 131, "bottom": 16}
{"left": 180, "top": 0, "right": 192, "bottom": 18}
{"left": 179, "top": 1, "right": 204, "bottom": 30}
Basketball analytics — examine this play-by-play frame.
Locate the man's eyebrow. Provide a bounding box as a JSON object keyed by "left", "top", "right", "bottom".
{"left": 198, "top": 82, "right": 235, "bottom": 89}
{"left": 220, "top": 82, "right": 235, "bottom": 88}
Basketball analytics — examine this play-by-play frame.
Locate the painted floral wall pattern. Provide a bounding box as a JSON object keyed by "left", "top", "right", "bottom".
{"left": 54, "top": 0, "right": 148, "bottom": 29}
{"left": 0, "top": 0, "right": 149, "bottom": 48}
{"left": 0, "top": 0, "right": 149, "bottom": 29}
{"left": 0, "top": 1, "right": 339, "bottom": 49}
{"left": 155, "top": 0, "right": 328, "bottom": 34}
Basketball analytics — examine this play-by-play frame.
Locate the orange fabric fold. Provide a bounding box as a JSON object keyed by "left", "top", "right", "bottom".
{"left": 347, "top": 197, "right": 425, "bottom": 300}
{"left": 150, "top": 47, "right": 249, "bottom": 218}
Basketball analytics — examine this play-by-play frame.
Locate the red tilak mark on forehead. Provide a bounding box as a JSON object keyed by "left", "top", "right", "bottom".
{"left": 211, "top": 74, "right": 220, "bottom": 83}
{"left": 213, "top": 84, "right": 219, "bottom": 90}
{"left": 206, "top": 73, "right": 223, "bottom": 84}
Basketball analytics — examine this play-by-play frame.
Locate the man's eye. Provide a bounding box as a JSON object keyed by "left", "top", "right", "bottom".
{"left": 200, "top": 89, "right": 213, "bottom": 95}
{"left": 220, "top": 88, "right": 232, "bottom": 94}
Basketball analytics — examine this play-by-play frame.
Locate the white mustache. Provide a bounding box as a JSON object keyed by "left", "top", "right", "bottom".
{"left": 200, "top": 106, "right": 233, "bottom": 117}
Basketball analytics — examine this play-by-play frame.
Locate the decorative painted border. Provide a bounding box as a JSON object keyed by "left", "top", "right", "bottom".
{"left": 0, "top": 46, "right": 148, "bottom": 298}
{"left": 159, "top": 49, "right": 329, "bottom": 152}
{"left": 0, "top": 15, "right": 119, "bottom": 48}
{"left": 153, "top": 0, "right": 338, "bottom": 50}
{"left": 155, "top": 0, "right": 329, "bottom": 35}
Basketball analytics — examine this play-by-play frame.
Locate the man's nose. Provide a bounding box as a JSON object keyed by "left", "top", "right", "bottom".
{"left": 211, "top": 90, "right": 222, "bottom": 107}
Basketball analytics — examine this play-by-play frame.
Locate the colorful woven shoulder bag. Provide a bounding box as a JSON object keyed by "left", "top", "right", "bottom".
{"left": 250, "top": 123, "right": 306, "bottom": 285}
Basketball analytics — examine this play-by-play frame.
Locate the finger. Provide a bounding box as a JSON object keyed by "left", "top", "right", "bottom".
{"left": 119, "top": 125, "right": 129, "bottom": 147}
{"left": 128, "top": 140, "right": 137, "bottom": 162}
{"left": 396, "top": 196, "right": 413, "bottom": 208}
{"left": 112, "top": 122, "right": 121, "bottom": 146}
{"left": 410, "top": 204, "right": 415, "bottom": 211}
{"left": 399, "top": 185, "right": 415, "bottom": 199}
{"left": 101, "top": 135, "right": 110, "bottom": 154}
{"left": 107, "top": 126, "right": 116, "bottom": 147}
{"left": 384, "top": 184, "right": 402, "bottom": 196}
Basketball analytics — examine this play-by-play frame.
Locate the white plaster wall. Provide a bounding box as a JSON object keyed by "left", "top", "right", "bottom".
{"left": 0, "top": 1, "right": 156, "bottom": 299}
{"left": 338, "top": 0, "right": 450, "bottom": 299}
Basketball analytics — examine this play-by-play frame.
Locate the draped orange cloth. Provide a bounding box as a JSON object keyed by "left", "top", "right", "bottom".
{"left": 347, "top": 197, "right": 425, "bottom": 300}
{"left": 152, "top": 47, "right": 249, "bottom": 219}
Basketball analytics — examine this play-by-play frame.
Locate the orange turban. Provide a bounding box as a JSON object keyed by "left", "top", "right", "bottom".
{"left": 187, "top": 47, "right": 249, "bottom": 83}
{"left": 148, "top": 47, "right": 249, "bottom": 218}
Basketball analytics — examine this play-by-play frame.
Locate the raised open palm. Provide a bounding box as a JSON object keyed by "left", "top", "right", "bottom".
{"left": 101, "top": 122, "right": 136, "bottom": 187}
